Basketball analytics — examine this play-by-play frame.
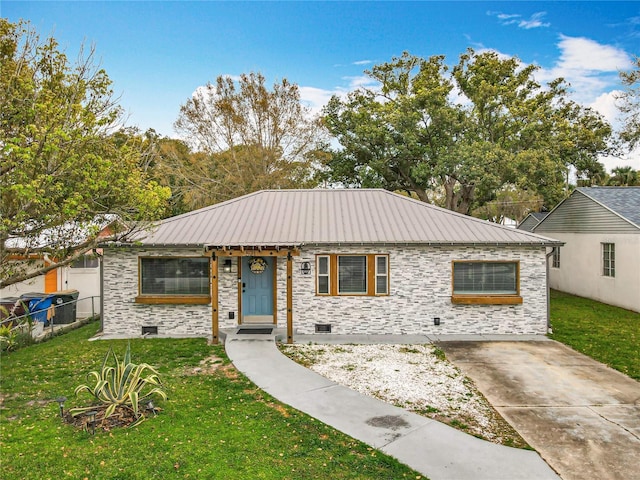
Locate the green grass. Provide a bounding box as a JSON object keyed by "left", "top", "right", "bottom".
{"left": 550, "top": 290, "right": 640, "bottom": 380}
{"left": 0, "top": 321, "right": 424, "bottom": 479}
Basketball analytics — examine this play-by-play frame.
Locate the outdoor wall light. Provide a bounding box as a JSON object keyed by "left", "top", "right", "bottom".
{"left": 300, "top": 261, "right": 311, "bottom": 275}
{"left": 86, "top": 410, "right": 97, "bottom": 435}
{"left": 434, "top": 317, "right": 441, "bottom": 326}
{"left": 56, "top": 396, "right": 67, "bottom": 418}
{"left": 223, "top": 259, "right": 232, "bottom": 273}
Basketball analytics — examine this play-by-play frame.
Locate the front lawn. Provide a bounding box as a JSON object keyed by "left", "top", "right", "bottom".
{"left": 550, "top": 290, "right": 640, "bottom": 380}
{"left": 0, "top": 321, "right": 422, "bottom": 479}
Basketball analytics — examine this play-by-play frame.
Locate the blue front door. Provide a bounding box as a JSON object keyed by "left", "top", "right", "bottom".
{"left": 242, "top": 257, "right": 274, "bottom": 323}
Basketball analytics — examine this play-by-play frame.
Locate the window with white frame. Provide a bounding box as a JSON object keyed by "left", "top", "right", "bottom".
{"left": 602, "top": 243, "right": 615, "bottom": 277}
{"left": 552, "top": 247, "right": 560, "bottom": 269}
{"left": 317, "top": 255, "right": 330, "bottom": 294}
{"left": 375, "top": 255, "right": 388, "bottom": 294}
{"left": 316, "top": 254, "right": 389, "bottom": 296}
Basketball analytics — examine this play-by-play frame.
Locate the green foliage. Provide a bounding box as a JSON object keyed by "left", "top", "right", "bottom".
{"left": 322, "top": 50, "right": 612, "bottom": 214}
{"left": 550, "top": 290, "right": 640, "bottom": 380}
{"left": 618, "top": 57, "right": 640, "bottom": 150}
{"left": 472, "top": 185, "right": 543, "bottom": 223}
{"left": 0, "top": 324, "right": 18, "bottom": 351}
{"left": 0, "top": 19, "right": 170, "bottom": 288}
{"left": 608, "top": 166, "right": 640, "bottom": 186}
{"left": 72, "top": 342, "right": 167, "bottom": 424}
{"left": 1, "top": 322, "right": 421, "bottom": 479}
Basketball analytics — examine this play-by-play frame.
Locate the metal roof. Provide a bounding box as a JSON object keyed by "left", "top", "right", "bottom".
{"left": 130, "top": 189, "right": 560, "bottom": 247}
{"left": 577, "top": 187, "right": 640, "bottom": 228}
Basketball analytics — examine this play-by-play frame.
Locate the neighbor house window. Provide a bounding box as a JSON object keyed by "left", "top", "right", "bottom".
{"left": 451, "top": 261, "right": 522, "bottom": 304}
{"left": 602, "top": 243, "right": 615, "bottom": 277}
{"left": 136, "top": 257, "right": 210, "bottom": 304}
{"left": 552, "top": 247, "right": 560, "bottom": 269}
{"left": 71, "top": 255, "right": 100, "bottom": 269}
{"left": 316, "top": 254, "right": 389, "bottom": 296}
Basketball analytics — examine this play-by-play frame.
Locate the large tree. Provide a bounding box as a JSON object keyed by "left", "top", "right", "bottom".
{"left": 172, "top": 72, "right": 326, "bottom": 207}
{"left": 608, "top": 166, "right": 639, "bottom": 186}
{"left": 322, "top": 50, "right": 612, "bottom": 214}
{"left": 618, "top": 57, "right": 640, "bottom": 150}
{"left": 0, "top": 20, "right": 170, "bottom": 288}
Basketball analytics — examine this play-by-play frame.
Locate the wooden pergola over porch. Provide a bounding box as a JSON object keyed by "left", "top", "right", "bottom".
{"left": 204, "top": 245, "right": 300, "bottom": 345}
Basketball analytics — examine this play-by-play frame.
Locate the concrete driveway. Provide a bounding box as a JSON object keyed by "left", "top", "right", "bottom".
{"left": 438, "top": 340, "right": 640, "bottom": 480}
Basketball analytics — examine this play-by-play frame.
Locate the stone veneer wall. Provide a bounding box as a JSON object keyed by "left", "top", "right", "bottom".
{"left": 102, "top": 247, "right": 212, "bottom": 337}
{"left": 102, "top": 244, "right": 548, "bottom": 337}
{"left": 287, "top": 245, "right": 548, "bottom": 335}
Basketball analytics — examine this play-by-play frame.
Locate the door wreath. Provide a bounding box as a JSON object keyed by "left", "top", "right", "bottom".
{"left": 248, "top": 257, "right": 267, "bottom": 274}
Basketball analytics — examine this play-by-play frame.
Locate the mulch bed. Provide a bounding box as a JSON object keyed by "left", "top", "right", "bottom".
{"left": 63, "top": 404, "right": 158, "bottom": 432}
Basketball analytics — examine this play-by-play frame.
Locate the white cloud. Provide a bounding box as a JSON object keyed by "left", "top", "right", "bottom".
{"left": 518, "top": 12, "right": 550, "bottom": 30}
{"left": 534, "top": 35, "right": 633, "bottom": 104}
{"left": 590, "top": 90, "right": 622, "bottom": 125}
{"left": 599, "top": 150, "right": 640, "bottom": 172}
{"left": 556, "top": 35, "right": 631, "bottom": 72}
{"left": 353, "top": 60, "right": 372, "bottom": 66}
{"left": 344, "top": 75, "right": 378, "bottom": 89}
{"left": 590, "top": 91, "right": 640, "bottom": 171}
{"left": 298, "top": 86, "right": 337, "bottom": 115}
{"left": 298, "top": 75, "right": 381, "bottom": 115}
{"left": 488, "top": 11, "right": 550, "bottom": 29}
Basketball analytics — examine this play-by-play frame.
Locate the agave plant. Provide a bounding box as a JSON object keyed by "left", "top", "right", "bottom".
{"left": 72, "top": 343, "right": 167, "bottom": 425}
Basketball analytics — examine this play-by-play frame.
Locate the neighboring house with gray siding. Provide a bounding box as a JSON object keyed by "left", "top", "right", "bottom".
{"left": 533, "top": 187, "right": 640, "bottom": 313}
{"left": 101, "top": 189, "right": 561, "bottom": 342}
{"left": 517, "top": 212, "right": 548, "bottom": 232}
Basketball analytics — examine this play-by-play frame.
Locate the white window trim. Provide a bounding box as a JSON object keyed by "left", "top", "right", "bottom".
{"left": 315, "top": 254, "right": 389, "bottom": 296}
{"left": 552, "top": 247, "right": 560, "bottom": 269}
{"left": 375, "top": 255, "right": 389, "bottom": 295}
{"left": 602, "top": 243, "right": 615, "bottom": 278}
{"left": 316, "top": 255, "right": 330, "bottom": 295}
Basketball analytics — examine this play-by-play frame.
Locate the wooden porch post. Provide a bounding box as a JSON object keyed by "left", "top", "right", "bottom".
{"left": 211, "top": 253, "right": 219, "bottom": 344}
{"left": 286, "top": 251, "right": 293, "bottom": 344}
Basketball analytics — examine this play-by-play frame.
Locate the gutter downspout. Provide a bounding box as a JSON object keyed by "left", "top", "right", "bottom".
{"left": 545, "top": 248, "right": 555, "bottom": 334}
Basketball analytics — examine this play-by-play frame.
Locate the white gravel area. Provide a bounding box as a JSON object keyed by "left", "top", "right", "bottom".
{"left": 281, "top": 343, "right": 508, "bottom": 442}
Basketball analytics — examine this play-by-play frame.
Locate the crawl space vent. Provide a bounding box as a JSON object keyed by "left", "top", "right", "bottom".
{"left": 315, "top": 324, "right": 332, "bottom": 333}
{"left": 142, "top": 326, "right": 158, "bottom": 335}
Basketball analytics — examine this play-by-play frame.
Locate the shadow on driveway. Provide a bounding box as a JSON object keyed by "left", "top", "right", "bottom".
{"left": 438, "top": 340, "right": 640, "bottom": 480}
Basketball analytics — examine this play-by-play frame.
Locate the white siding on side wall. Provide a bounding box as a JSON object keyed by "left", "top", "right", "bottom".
{"left": 548, "top": 233, "right": 640, "bottom": 313}
{"left": 0, "top": 271, "right": 45, "bottom": 298}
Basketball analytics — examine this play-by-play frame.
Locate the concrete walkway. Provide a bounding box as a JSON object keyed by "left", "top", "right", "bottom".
{"left": 224, "top": 332, "right": 559, "bottom": 480}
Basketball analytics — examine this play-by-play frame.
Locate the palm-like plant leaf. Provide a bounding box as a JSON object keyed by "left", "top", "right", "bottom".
{"left": 71, "top": 342, "right": 166, "bottom": 424}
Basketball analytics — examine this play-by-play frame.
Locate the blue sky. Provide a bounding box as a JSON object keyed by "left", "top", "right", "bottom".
{"left": 3, "top": 1, "right": 640, "bottom": 170}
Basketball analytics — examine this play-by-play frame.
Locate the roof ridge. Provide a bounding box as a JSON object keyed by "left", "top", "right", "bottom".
{"left": 156, "top": 189, "right": 393, "bottom": 225}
